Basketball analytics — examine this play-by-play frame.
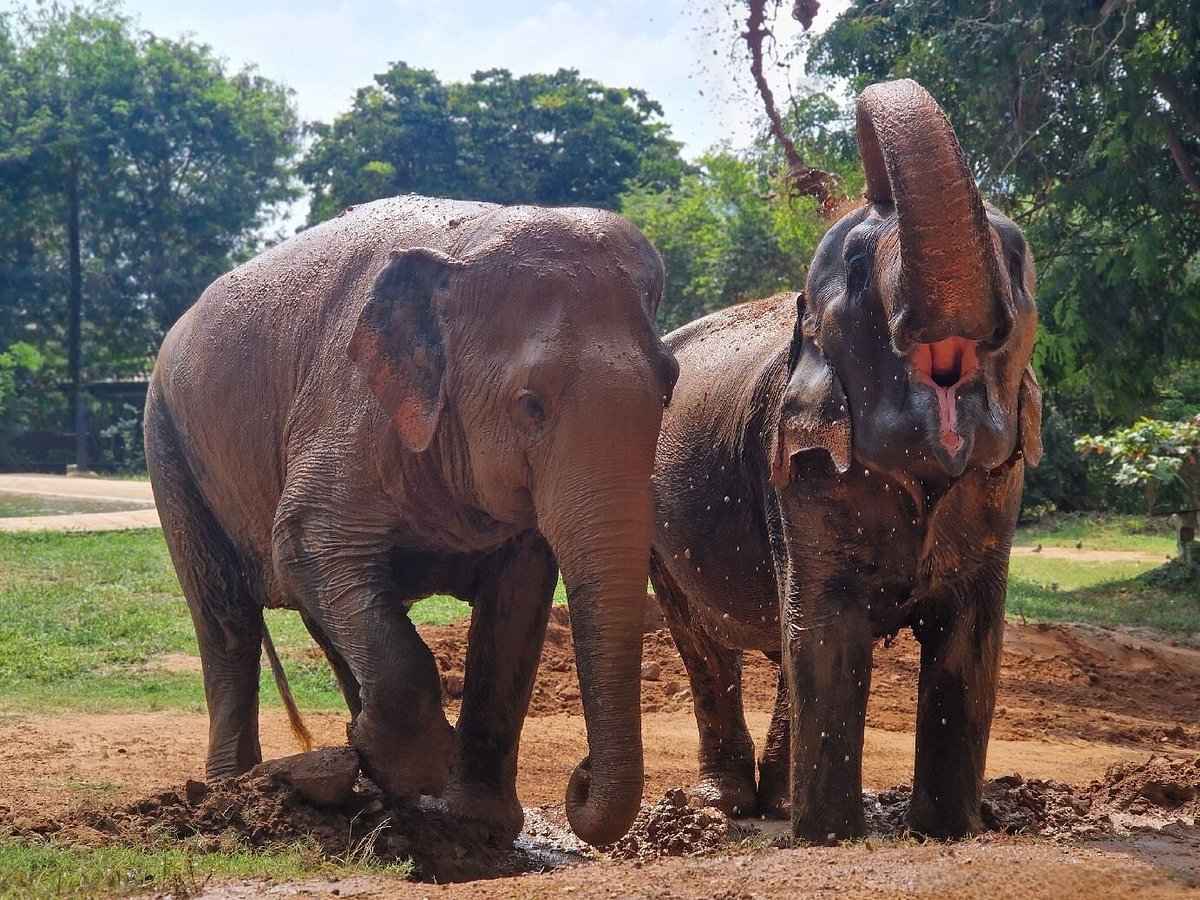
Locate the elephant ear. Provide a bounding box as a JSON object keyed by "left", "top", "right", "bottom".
{"left": 1016, "top": 364, "right": 1043, "bottom": 468}
{"left": 770, "top": 336, "right": 853, "bottom": 488}
{"left": 348, "top": 247, "right": 464, "bottom": 453}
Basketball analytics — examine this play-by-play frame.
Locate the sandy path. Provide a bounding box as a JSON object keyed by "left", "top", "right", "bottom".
{"left": 0, "top": 474, "right": 159, "bottom": 532}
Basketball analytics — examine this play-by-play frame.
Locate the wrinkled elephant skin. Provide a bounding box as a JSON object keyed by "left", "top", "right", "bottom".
{"left": 145, "top": 195, "right": 677, "bottom": 847}
{"left": 650, "top": 81, "right": 1042, "bottom": 843}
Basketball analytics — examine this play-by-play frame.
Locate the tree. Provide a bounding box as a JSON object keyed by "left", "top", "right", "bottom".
{"left": 0, "top": 4, "right": 299, "bottom": 467}
{"left": 1077, "top": 416, "right": 1200, "bottom": 515}
{"left": 622, "top": 96, "right": 860, "bottom": 333}
{"left": 809, "top": 0, "right": 1200, "bottom": 419}
{"left": 300, "top": 63, "right": 685, "bottom": 224}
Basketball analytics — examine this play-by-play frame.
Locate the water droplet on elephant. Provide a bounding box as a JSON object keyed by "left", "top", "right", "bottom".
{"left": 684, "top": 548, "right": 692, "bottom": 559}
{"left": 663, "top": 521, "right": 670, "bottom": 529}
{"left": 941, "top": 718, "right": 947, "bottom": 726}
{"left": 723, "top": 496, "right": 730, "bottom": 503}
{"left": 844, "top": 755, "right": 850, "bottom": 763}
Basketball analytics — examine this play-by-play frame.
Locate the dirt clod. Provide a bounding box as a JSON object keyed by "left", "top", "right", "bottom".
{"left": 607, "top": 789, "right": 734, "bottom": 860}
{"left": 252, "top": 746, "right": 361, "bottom": 807}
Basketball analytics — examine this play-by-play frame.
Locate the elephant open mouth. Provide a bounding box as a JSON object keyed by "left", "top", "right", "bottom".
{"left": 909, "top": 337, "right": 980, "bottom": 456}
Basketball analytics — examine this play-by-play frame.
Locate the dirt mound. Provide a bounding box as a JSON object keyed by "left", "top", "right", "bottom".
{"left": 1086, "top": 755, "right": 1200, "bottom": 824}
{"left": 8, "top": 768, "right": 582, "bottom": 884}
{"left": 607, "top": 789, "right": 736, "bottom": 860}
{"left": 423, "top": 603, "right": 1200, "bottom": 759}
{"left": 432, "top": 605, "right": 707, "bottom": 719}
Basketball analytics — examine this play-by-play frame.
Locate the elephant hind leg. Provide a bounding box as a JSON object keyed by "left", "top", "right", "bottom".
{"left": 145, "top": 395, "right": 264, "bottom": 779}
{"left": 649, "top": 555, "right": 758, "bottom": 817}
{"left": 757, "top": 653, "right": 791, "bottom": 819}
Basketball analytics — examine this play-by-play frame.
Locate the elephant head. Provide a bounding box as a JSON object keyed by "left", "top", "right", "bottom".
{"left": 772, "top": 79, "right": 1042, "bottom": 487}
{"left": 348, "top": 206, "right": 678, "bottom": 845}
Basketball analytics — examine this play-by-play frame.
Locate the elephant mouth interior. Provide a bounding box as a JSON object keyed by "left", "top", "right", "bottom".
{"left": 910, "top": 337, "right": 980, "bottom": 457}
{"left": 911, "top": 337, "right": 979, "bottom": 389}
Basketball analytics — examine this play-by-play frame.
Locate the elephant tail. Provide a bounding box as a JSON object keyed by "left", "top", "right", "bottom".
{"left": 262, "top": 623, "right": 314, "bottom": 753}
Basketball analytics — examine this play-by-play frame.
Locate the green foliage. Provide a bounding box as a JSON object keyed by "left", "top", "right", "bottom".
{"left": 0, "top": 342, "right": 46, "bottom": 467}
{"left": 1021, "top": 401, "right": 1092, "bottom": 516}
{"left": 1077, "top": 415, "right": 1200, "bottom": 514}
{"left": 622, "top": 99, "right": 860, "bottom": 333}
{"left": 97, "top": 403, "right": 145, "bottom": 473}
{"left": 301, "top": 63, "right": 685, "bottom": 223}
{"left": 810, "top": 0, "right": 1200, "bottom": 419}
{"left": 622, "top": 151, "right": 806, "bottom": 332}
{"left": 0, "top": 3, "right": 300, "bottom": 465}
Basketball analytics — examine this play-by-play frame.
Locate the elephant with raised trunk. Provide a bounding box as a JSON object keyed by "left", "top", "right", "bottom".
{"left": 145, "top": 195, "right": 678, "bottom": 846}
{"left": 650, "top": 80, "right": 1042, "bottom": 842}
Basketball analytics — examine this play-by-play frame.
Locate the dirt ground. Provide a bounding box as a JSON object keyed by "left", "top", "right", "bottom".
{"left": 3, "top": 604, "right": 1200, "bottom": 897}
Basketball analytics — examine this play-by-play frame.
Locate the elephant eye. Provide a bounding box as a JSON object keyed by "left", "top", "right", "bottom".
{"left": 512, "top": 388, "right": 547, "bottom": 431}
{"left": 845, "top": 252, "right": 869, "bottom": 297}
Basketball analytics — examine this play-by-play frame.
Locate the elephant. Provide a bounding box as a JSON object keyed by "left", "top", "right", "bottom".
{"left": 144, "top": 194, "right": 678, "bottom": 847}
{"left": 649, "top": 80, "right": 1043, "bottom": 842}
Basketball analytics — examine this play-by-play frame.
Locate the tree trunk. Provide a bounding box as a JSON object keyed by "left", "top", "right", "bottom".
{"left": 67, "top": 157, "right": 87, "bottom": 472}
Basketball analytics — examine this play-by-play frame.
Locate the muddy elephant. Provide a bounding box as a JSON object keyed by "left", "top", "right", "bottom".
{"left": 145, "top": 195, "right": 678, "bottom": 846}
{"left": 650, "top": 80, "right": 1043, "bottom": 842}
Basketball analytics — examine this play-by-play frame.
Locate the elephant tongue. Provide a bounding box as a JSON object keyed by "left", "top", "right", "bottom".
{"left": 912, "top": 339, "right": 975, "bottom": 458}
{"left": 932, "top": 384, "right": 964, "bottom": 455}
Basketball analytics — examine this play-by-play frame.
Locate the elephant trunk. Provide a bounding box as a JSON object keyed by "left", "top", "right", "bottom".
{"left": 533, "top": 408, "right": 658, "bottom": 846}
{"left": 856, "top": 79, "right": 1012, "bottom": 350}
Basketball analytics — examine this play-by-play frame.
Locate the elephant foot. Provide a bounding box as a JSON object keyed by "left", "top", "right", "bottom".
{"left": 792, "top": 804, "right": 867, "bottom": 845}
{"left": 428, "top": 780, "right": 524, "bottom": 844}
{"left": 756, "top": 755, "right": 789, "bottom": 820}
{"left": 347, "top": 712, "right": 455, "bottom": 802}
{"left": 689, "top": 772, "right": 758, "bottom": 818}
{"left": 905, "top": 798, "right": 982, "bottom": 840}
{"left": 755, "top": 783, "right": 790, "bottom": 820}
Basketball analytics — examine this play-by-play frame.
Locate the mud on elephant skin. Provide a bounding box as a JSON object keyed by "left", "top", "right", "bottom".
{"left": 145, "top": 195, "right": 678, "bottom": 847}
{"left": 650, "top": 80, "right": 1042, "bottom": 843}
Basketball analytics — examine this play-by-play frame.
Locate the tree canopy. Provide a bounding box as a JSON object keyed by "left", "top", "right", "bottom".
{"left": 622, "top": 95, "right": 860, "bottom": 333}
{"left": 0, "top": 4, "right": 300, "bottom": 378}
{"left": 300, "top": 63, "right": 685, "bottom": 224}
{"left": 809, "top": 0, "right": 1200, "bottom": 419}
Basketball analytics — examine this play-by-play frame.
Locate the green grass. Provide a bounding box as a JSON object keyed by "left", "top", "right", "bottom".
{"left": 1014, "top": 513, "right": 1177, "bottom": 554}
{"left": 1007, "top": 532, "right": 1199, "bottom": 639}
{"left": 0, "top": 836, "right": 409, "bottom": 899}
{"left": 0, "top": 529, "right": 472, "bottom": 714}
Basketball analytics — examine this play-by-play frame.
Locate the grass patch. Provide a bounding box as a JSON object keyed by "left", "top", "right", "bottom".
{"left": 0, "top": 530, "right": 471, "bottom": 715}
{"left": 1014, "top": 513, "right": 1177, "bottom": 554}
{"left": 0, "top": 836, "right": 409, "bottom": 899}
{"left": 1008, "top": 545, "right": 1199, "bottom": 639}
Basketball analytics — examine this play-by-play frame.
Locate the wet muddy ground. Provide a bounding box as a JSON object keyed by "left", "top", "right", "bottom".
{"left": 3, "top": 605, "right": 1199, "bottom": 897}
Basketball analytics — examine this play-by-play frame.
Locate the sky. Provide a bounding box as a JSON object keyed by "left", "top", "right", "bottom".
{"left": 3, "top": 0, "right": 849, "bottom": 156}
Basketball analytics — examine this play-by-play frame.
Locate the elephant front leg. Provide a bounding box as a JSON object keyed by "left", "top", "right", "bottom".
{"left": 273, "top": 519, "right": 455, "bottom": 802}
{"left": 783, "top": 586, "right": 873, "bottom": 843}
{"left": 442, "top": 533, "right": 557, "bottom": 842}
{"left": 908, "top": 587, "right": 1005, "bottom": 838}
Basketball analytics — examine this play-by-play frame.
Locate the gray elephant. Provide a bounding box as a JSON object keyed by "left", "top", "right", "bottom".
{"left": 145, "top": 195, "right": 678, "bottom": 846}
{"left": 650, "top": 80, "right": 1042, "bottom": 842}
